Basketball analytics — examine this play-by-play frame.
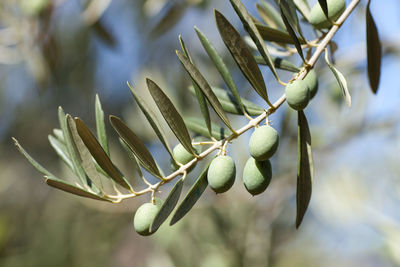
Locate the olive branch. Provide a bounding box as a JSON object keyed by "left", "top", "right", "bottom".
{"left": 13, "top": 0, "right": 382, "bottom": 235}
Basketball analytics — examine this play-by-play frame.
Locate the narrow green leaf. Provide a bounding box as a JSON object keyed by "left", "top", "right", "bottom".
{"left": 170, "top": 162, "right": 210, "bottom": 225}
{"left": 48, "top": 134, "right": 73, "bottom": 170}
{"left": 277, "top": 0, "right": 303, "bottom": 36}
{"left": 127, "top": 82, "right": 174, "bottom": 159}
{"left": 45, "top": 177, "right": 110, "bottom": 202}
{"left": 294, "top": 0, "right": 311, "bottom": 21}
{"left": 215, "top": 10, "right": 270, "bottom": 104}
{"left": 188, "top": 86, "right": 264, "bottom": 116}
{"left": 150, "top": 178, "right": 184, "bottom": 233}
{"left": 184, "top": 116, "right": 232, "bottom": 141}
{"left": 229, "top": 0, "right": 280, "bottom": 82}
{"left": 150, "top": 2, "right": 187, "bottom": 38}
{"left": 176, "top": 50, "right": 234, "bottom": 132}
{"left": 296, "top": 110, "right": 313, "bottom": 228}
{"left": 279, "top": 8, "right": 305, "bottom": 62}
{"left": 178, "top": 36, "right": 212, "bottom": 138}
{"left": 53, "top": 128, "right": 64, "bottom": 143}
{"left": 67, "top": 115, "right": 103, "bottom": 192}
{"left": 255, "top": 55, "right": 300, "bottom": 72}
{"left": 255, "top": 24, "right": 306, "bottom": 44}
{"left": 366, "top": 0, "right": 382, "bottom": 94}
{"left": 75, "top": 117, "right": 132, "bottom": 190}
{"left": 58, "top": 107, "right": 87, "bottom": 185}
{"left": 95, "top": 94, "right": 109, "bottom": 156}
{"left": 146, "top": 78, "right": 196, "bottom": 155}
{"left": 324, "top": 51, "right": 351, "bottom": 107}
{"left": 195, "top": 27, "right": 246, "bottom": 115}
{"left": 109, "top": 115, "right": 162, "bottom": 179}
{"left": 257, "top": 1, "right": 286, "bottom": 30}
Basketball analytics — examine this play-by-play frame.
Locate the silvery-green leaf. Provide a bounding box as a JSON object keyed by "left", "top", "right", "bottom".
{"left": 324, "top": 51, "right": 351, "bottom": 107}
{"left": 184, "top": 116, "right": 232, "bottom": 141}
{"left": 150, "top": 178, "right": 184, "bottom": 233}
{"left": 255, "top": 55, "right": 300, "bottom": 72}
{"left": 277, "top": 0, "right": 303, "bottom": 36}
{"left": 294, "top": 0, "right": 311, "bottom": 21}
{"left": 257, "top": 1, "right": 286, "bottom": 30}
{"left": 75, "top": 117, "right": 132, "bottom": 190}
{"left": 215, "top": 10, "right": 270, "bottom": 105}
{"left": 176, "top": 50, "right": 235, "bottom": 132}
{"left": 279, "top": 8, "right": 305, "bottom": 62}
{"left": 150, "top": 2, "right": 187, "bottom": 38}
{"left": 109, "top": 115, "right": 162, "bottom": 179}
{"left": 170, "top": 162, "right": 211, "bottom": 225}
{"left": 178, "top": 35, "right": 212, "bottom": 138}
{"left": 195, "top": 27, "right": 246, "bottom": 115}
{"left": 48, "top": 134, "right": 73, "bottom": 170}
{"left": 146, "top": 78, "right": 196, "bottom": 155}
{"left": 67, "top": 115, "right": 103, "bottom": 193}
{"left": 255, "top": 24, "right": 306, "bottom": 44}
{"left": 127, "top": 82, "right": 175, "bottom": 159}
{"left": 296, "top": 110, "right": 313, "bottom": 228}
{"left": 95, "top": 94, "right": 109, "bottom": 156}
{"left": 366, "top": 0, "right": 382, "bottom": 94}
{"left": 229, "top": 0, "right": 280, "bottom": 82}
{"left": 53, "top": 128, "right": 64, "bottom": 143}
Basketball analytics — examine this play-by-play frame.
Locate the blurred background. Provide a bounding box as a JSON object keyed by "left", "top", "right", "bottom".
{"left": 1, "top": 0, "right": 400, "bottom": 266}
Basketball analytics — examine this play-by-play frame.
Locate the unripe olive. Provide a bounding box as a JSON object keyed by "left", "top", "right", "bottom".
{"left": 133, "top": 198, "right": 163, "bottom": 236}
{"left": 249, "top": 125, "right": 279, "bottom": 161}
{"left": 171, "top": 143, "right": 197, "bottom": 171}
{"left": 303, "top": 70, "right": 319, "bottom": 99}
{"left": 207, "top": 155, "right": 236, "bottom": 193}
{"left": 285, "top": 80, "right": 310, "bottom": 110}
{"left": 309, "top": 0, "right": 346, "bottom": 29}
{"left": 243, "top": 157, "right": 272, "bottom": 196}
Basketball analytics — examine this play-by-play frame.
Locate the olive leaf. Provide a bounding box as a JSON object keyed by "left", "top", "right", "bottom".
{"left": 48, "top": 134, "right": 73, "bottom": 170}
{"left": 366, "top": 0, "right": 382, "bottom": 94}
{"left": 178, "top": 35, "right": 212, "bottom": 138}
{"left": 146, "top": 78, "right": 196, "bottom": 156}
{"left": 294, "top": 0, "right": 310, "bottom": 21}
{"left": 95, "top": 94, "right": 109, "bottom": 156}
{"left": 170, "top": 162, "right": 211, "bottom": 225}
{"left": 53, "top": 128, "right": 64, "bottom": 143}
{"left": 184, "top": 116, "right": 232, "bottom": 141}
{"left": 324, "top": 50, "right": 351, "bottom": 107}
{"left": 109, "top": 115, "right": 162, "bottom": 179}
{"left": 254, "top": 56, "right": 300, "bottom": 72}
{"left": 188, "top": 86, "right": 264, "bottom": 116}
{"left": 194, "top": 27, "right": 246, "bottom": 116}
{"left": 67, "top": 115, "right": 103, "bottom": 193}
{"left": 255, "top": 24, "right": 306, "bottom": 44}
{"left": 256, "top": 1, "right": 286, "bottom": 30}
{"left": 58, "top": 107, "right": 87, "bottom": 185}
{"left": 277, "top": 0, "right": 303, "bottom": 36}
{"left": 75, "top": 117, "right": 132, "bottom": 190}
{"left": 215, "top": 10, "right": 270, "bottom": 105}
{"left": 127, "top": 82, "right": 175, "bottom": 160}
{"left": 150, "top": 2, "right": 187, "bottom": 38}
{"left": 296, "top": 110, "right": 314, "bottom": 228}
{"left": 229, "top": 0, "right": 280, "bottom": 82}
{"left": 176, "top": 50, "right": 235, "bottom": 133}
{"left": 150, "top": 178, "right": 184, "bottom": 233}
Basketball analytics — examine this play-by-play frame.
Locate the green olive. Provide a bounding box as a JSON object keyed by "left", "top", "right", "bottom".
{"left": 243, "top": 157, "right": 272, "bottom": 196}
{"left": 309, "top": 0, "right": 346, "bottom": 29}
{"left": 249, "top": 125, "right": 279, "bottom": 161}
{"left": 171, "top": 143, "right": 197, "bottom": 171}
{"left": 207, "top": 155, "right": 236, "bottom": 193}
{"left": 133, "top": 198, "right": 163, "bottom": 236}
{"left": 303, "top": 70, "right": 319, "bottom": 99}
{"left": 285, "top": 80, "right": 310, "bottom": 110}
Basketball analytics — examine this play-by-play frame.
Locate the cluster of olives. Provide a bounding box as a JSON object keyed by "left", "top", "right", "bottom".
{"left": 285, "top": 70, "right": 319, "bottom": 111}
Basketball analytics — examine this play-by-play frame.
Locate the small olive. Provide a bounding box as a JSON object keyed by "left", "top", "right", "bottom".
{"left": 303, "top": 70, "right": 319, "bottom": 99}
{"left": 171, "top": 143, "right": 198, "bottom": 171}
{"left": 207, "top": 155, "right": 236, "bottom": 193}
{"left": 249, "top": 125, "right": 279, "bottom": 161}
{"left": 309, "top": 0, "right": 346, "bottom": 29}
{"left": 243, "top": 157, "right": 272, "bottom": 196}
{"left": 285, "top": 79, "right": 310, "bottom": 110}
{"left": 133, "top": 198, "right": 163, "bottom": 236}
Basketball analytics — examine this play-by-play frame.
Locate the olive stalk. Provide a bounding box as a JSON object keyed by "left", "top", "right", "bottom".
{"left": 104, "top": 0, "right": 361, "bottom": 203}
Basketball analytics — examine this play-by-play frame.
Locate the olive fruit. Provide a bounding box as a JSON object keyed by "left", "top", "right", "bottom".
{"left": 133, "top": 198, "right": 163, "bottom": 236}
{"left": 171, "top": 143, "right": 197, "bottom": 171}
{"left": 309, "top": 0, "right": 346, "bottom": 29}
{"left": 207, "top": 155, "right": 236, "bottom": 193}
{"left": 243, "top": 157, "right": 272, "bottom": 196}
{"left": 285, "top": 79, "right": 310, "bottom": 110}
{"left": 303, "top": 70, "right": 319, "bottom": 99}
{"left": 249, "top": 125, "right": 279, "bottom": 161}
